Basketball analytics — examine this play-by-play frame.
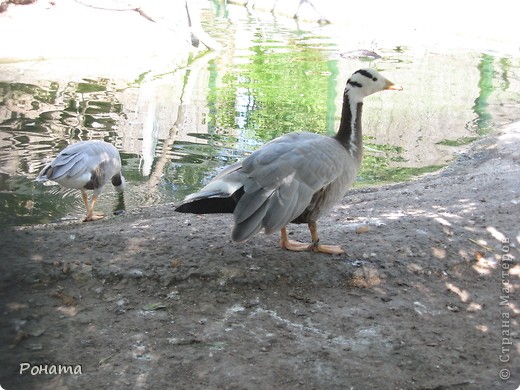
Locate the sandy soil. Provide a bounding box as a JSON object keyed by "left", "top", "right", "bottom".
{"left": 0, "top": 122, "right": 519, "bottom": 389}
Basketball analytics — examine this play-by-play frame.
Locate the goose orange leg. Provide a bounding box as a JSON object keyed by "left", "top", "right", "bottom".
{"left": 280, "top": 227, "right": 311, "bottom": 251}
{"left": 82, "top": 192, "right": 104, "bottom": 222}
{"left": 307, "top": 222, "right": 344, "bottom": 255}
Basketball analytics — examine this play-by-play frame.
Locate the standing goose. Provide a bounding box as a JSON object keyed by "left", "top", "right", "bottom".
{"left": 175, "top": 68, "right": 402, "bottom": 254}
{"left": 36, "top": 140, "right": 126, "bottom": 222}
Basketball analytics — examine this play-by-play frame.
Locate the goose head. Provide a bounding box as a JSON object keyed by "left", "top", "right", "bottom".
{"left": 112, "top": 173, "right": 126, "bottom": 193}
{"left": 346, "top": 68, "right": 402, "bottom": 100}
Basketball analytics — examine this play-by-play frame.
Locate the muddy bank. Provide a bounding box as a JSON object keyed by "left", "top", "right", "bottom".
{"left": 0, "top": 122, "right": 519, "bottom": 389}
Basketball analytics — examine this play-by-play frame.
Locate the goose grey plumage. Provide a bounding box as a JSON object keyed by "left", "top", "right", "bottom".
{"left": 36, "top": 140, "right": 126, "bottom": 222}
{"left": 175, "top": 68, "right": 402, "bottom": 254}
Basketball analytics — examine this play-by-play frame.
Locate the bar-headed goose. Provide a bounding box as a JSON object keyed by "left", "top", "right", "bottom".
{"left": 36, "top": 140, "right": 125, "bottom": 222}
{"left": 176, "top": 68, "right": 402, "bottom": 254}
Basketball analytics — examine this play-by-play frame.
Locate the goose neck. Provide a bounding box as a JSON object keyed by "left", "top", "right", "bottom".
{"left": 335, "top": 92, "right": 363, "bottom": 157}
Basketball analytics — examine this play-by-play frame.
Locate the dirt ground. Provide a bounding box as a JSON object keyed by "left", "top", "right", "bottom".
{"left": 0, "top": 122, "right": 519, "bottom": 390}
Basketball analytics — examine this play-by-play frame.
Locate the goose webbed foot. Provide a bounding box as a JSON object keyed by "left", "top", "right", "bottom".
{"left": 279, "top": 226, "right": 344, "bottom": 254}
{"left": 280, "top": 239, "right": 312, "bottom": 252}
{"left": 83, "top": 213, "right": 105, "bottom": 222}
{"left": 309, "top": 242, "right": 344, "bottom": 255}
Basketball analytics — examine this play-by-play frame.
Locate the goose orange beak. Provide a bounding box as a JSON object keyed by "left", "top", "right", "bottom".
{"left": 384, "top": 79, "right": 403, "bottom": 90}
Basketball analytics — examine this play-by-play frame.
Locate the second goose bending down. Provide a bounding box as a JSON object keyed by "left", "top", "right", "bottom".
{"left": 175, "top": 68, "right": 402, "bottom": 254}
{"left": 36, "top": 141, "right": 126, "bottom": 222}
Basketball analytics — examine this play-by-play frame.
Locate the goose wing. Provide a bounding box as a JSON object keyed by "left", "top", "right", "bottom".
{"left": 231, "top": 132, "right": 347, "bottom": 241}
{"left": 37, "top": 142, "right": 120, "bottom": 189}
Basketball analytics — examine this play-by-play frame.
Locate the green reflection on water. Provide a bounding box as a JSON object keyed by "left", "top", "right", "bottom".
{"left": 209, "top": 43, "right": 332, "bottom": 142}
{"left": 171, "top": 35, "right": 338, "bottom": 199}
{"left": 472, "top": 54, "right": 494, "bottom": 135}
{"left": 436, "top": 137, "right": 479, "bottom": 147}
{"left": 0, "top": 177, "right": 73, "bottom": 226}
{"left": 1, "top": 42, "right": 519, "bottom": 227}
{"left": 357, "top": 158, "right": 444, "bottom": 186}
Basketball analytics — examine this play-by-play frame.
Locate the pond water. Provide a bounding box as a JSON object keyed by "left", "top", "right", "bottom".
{"left": 0, "top": 4, "right": 519, "bottom": 227}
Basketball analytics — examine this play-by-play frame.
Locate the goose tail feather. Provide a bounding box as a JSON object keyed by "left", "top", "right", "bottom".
{"left": 175, "top": 170, "right": 246, "bottom": 214}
